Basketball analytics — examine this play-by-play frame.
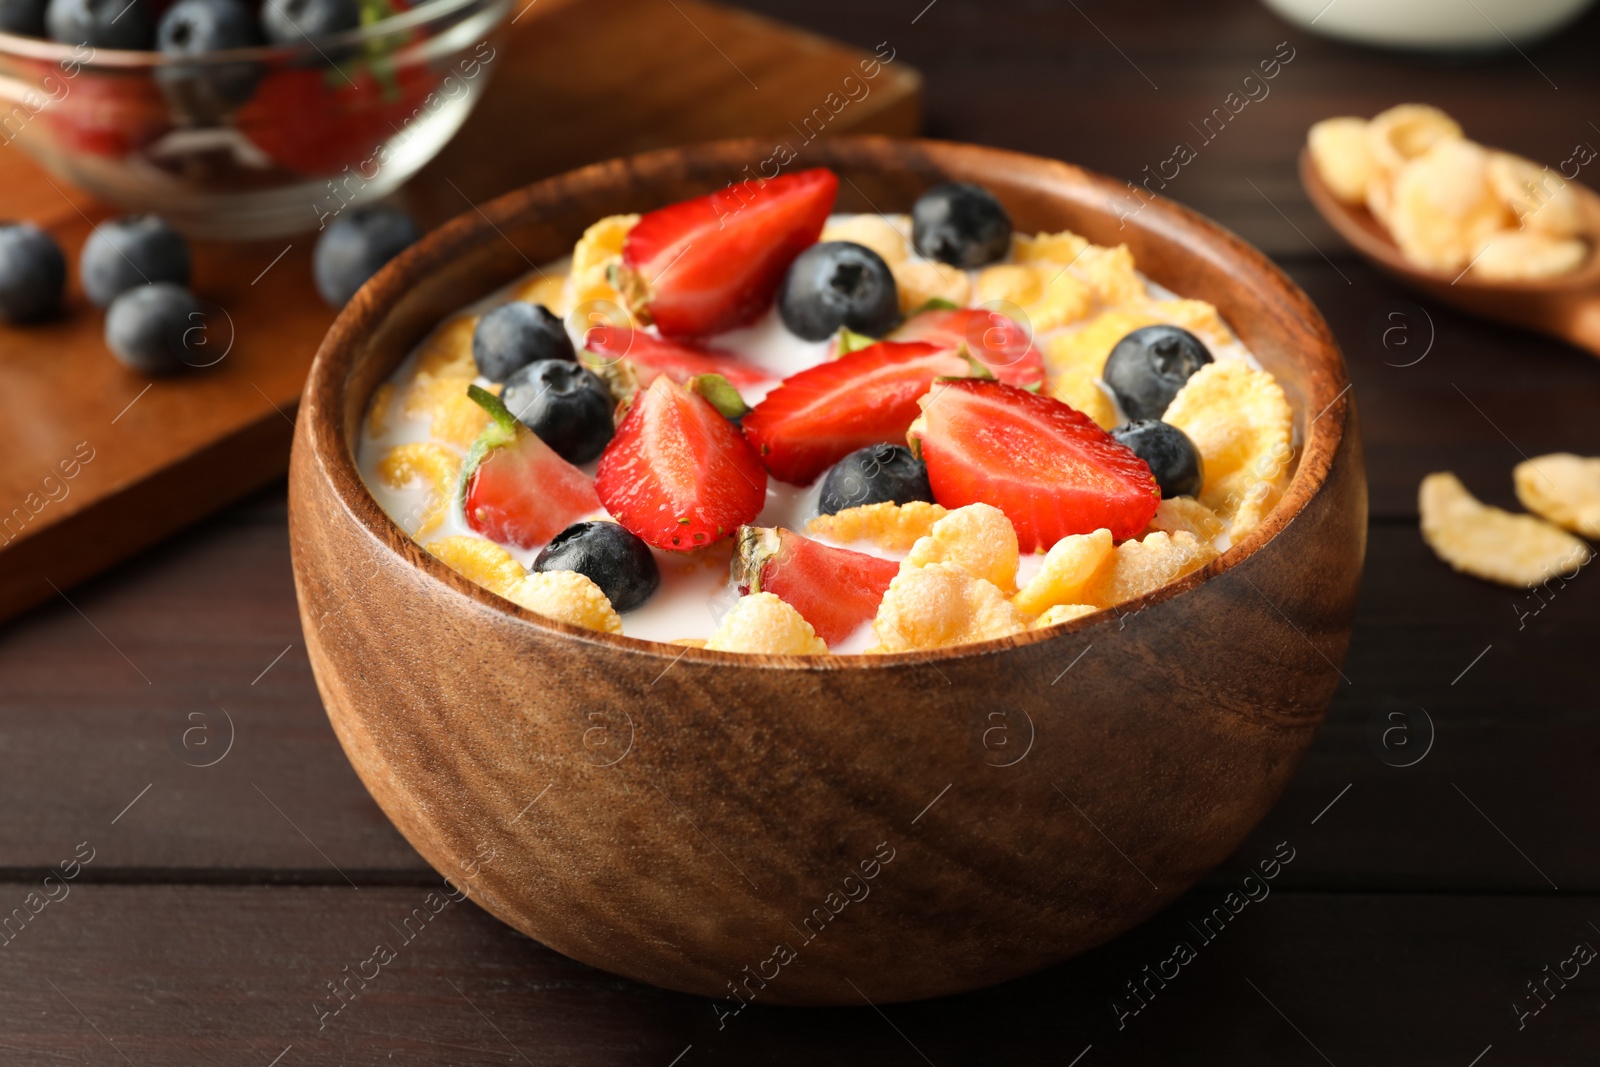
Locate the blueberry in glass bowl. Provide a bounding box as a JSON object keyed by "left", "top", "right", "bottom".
{"left": 0, "top": 0, "right": 511, "bottom": 238}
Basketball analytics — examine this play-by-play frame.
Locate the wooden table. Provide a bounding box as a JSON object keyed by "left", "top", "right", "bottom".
{"left": 3, "top": 1, "right": 1598, "bottom": 1062}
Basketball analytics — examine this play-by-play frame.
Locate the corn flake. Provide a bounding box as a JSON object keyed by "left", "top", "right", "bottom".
{"left": 506, "top": 570, "right": 623, "bottom": 634}
{"left": 513, "top": 272, "right": 571, "bottom": 316}
{"left": 1013, "top": 229, "right": 1090, "bottom": 266}
{"left": 822, "top": 214, "right": 911, "bottom": 265}
{"left": 414, "top": 315, "right": 479, "bottom": 379}
{"left": 893, "top": 259, "right": 971, "bottom": 313}
{"left": 1146, "top": 298, "right": 1233, "bottom": 349}
{"left": 1078, "top": 531, "right": 1218, "bottom": 609}
{"left": 1032, "top": 603, "right": 1098, "bottom": 629}
{"left": 871, "top": 563, "right": 1029, "bottom": 652}
{"left": 366, "top": 382, "right": 395, "bottom": 439}
{"left": 808, "top": 501, "right": 949, "bottom": 552}
{"left": 1012, "top": 528, "right": 1114, "bottom": 617}
{"left": 705, "top": 592, "right": 827, "bottom": 654}
{"left": 1390, "top": 139, "right": 1511, "bottom": 272}
{"left": 569, "top": 213, "right": 639, "bottom": 310}
{"left": 1050, "top": 366, "right": 1118, "bottom": 429}
{"left": 377, "top": 443, "right": 461, "bottom": 539}
{"left": 1513, "top": 454, "right": 1600, "bottom": 539}
{"left": 1367, "top": 103, "right": 1462, "bottom": 174}
{"left": 1470, "top": 230, "right": 1588, "bottom": 281}
{"left": 404, "top": 377, "right": 497, "bottom": 447}
{"left": 1308, "top": 116, "right": 1376, "bottom": 205}
{"left": 1420, "top": 471, "right": 1589, "bottom": 588}
{"left": 1070, "top": 243, "right": 1143, "bottom": 305}
{"left": 428, "top": 535, "right": 526, "bottom": 597}
{"left": 1146, "top": 497, "right": 1224, "bottom": 542}
{"left": 1486, "top": 152, "right": 1583, "bottom": 237}
{"left": 1043, "top": 308, "right": 1160, "bottom": 380}
{"left": 1163, "top": 361, "right": 1294, "bottom": 518}
{"left": 903, "top": 503, "right": 1020, "bottom": 593}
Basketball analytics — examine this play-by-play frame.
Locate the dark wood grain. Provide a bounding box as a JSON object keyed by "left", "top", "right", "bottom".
{"left": 0, "top": 885, "right": 1595, "bottom": 1065}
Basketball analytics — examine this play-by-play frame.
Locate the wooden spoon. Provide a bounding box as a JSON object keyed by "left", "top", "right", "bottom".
{"left": 1299, "top": 148, "right": 1600, "bottom": 357}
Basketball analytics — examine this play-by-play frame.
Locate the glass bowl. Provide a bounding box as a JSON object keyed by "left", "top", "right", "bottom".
{"left": 0, "top": 0, "right": 510, "bottom": 239}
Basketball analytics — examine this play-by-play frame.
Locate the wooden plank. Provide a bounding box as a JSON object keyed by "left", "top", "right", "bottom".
{"left": 0, "top": 884, "right": 1593, "bottom": 1063}
{"left": 0, "top": 0, "right": 923, "bottom": 625}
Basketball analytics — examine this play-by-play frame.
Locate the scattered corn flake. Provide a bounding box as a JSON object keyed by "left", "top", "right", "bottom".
{"left": 1145, "top": 497, "right": 1224, "bottom": 542}
{"left": 1308, "top": 116, "right": 1376, "bottom": 205}
{"left": 513, "top": 272, "right": 571, "bottom": 316}
{"left": 893, "top": 259, "right": 971, "bottom": 313}
{"left": 1050, "top": 366, "right": 1118, "bottom": 429}
{"left": 1367, "top": 103, "right": 1462, "bottom": 174}
{"left": 1486, "top": 152, "right": 1583, "bottom": 237}
{"left": 904, "top": 503, "right": 1020, "bottom": 593}
{"left": 871, "top": 563, "right": 1029, "bottom": 652}
{"left": 976, "top": 263, "right": 1094, "bottom": 331}
{"left": 976, "top": 264, "right": 1043, "bottom": 307}
{"left": 505, "top": 569, "right": 623, "bottom": 634}
{"left": 427, "top": 535, "right": 527, "bottom": 597}
{"left": 1419, "top": 472, "right": 1589, "bottom": 588}
{"left": 822, "top": 214, "right": 911, "bottom": 264}
{"left": 413, "top": 315, "right": 479, "bottom": 379}
{"left": 1032, "top": 603, "right": 1098, "bottom": 629}
{"left": 366, "top": 382, "right": 395, "bottom": 439}
{"left": 1514, "top": 453, "right": 1600, "bottom": 539}
{"left": 1070, "top": 243, "right": 1144, "bottom": 305}
{"left": 378, "top": 443, "right": 461, "bottom": 539}
{"left": 1013, "top": 229, "right": 1090, "bottom": 266}
{"left": 1012, "top": 528, "right": 1114, "bottom": 617}
{"left": 1163, "top": 361, "right": 1294, "bottom": 518}
{"left": 1470, "top": 230, "right": 1588, "bottom": 281}
{"left": 1078, "top": 531, "right": 1218, "bottom": 609}
{"left": 705, "top": 591, "right": 827, "bottom": 654}
{"left": 1043, "top": 308, "right": 1160, "bottom": 380}
{"left": 807, "top": 500, "right": 948, "bottom": 552}
{"left": 1389, "top": 139, "right": 1511, "bottom": 272}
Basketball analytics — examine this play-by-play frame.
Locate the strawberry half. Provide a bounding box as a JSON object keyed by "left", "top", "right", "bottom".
{"left": 583, "top": 327, "right": 771, "bottom": 390}
{"left": 595, "top": 375, "right": 768, "bottom": 550}
{"left": 908, "top": 379, "right": 1159, "bottom": 549}
{"left": 741, "top": 340, "right": 978, "bottom": 486}
{"left": 892, "top": 307, "right": 1048, "bottom": 390}
{"left": 618, "top": 169, "right": 838, "bottom": 339}
{"left": 460, "top": 386, "right": 602, "bottom": 549}
{"left": 733, "top": 526, "right": 898, "bottom": 646}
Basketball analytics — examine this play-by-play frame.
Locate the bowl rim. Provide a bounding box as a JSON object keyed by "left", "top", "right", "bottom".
{"left": 0, "top": 0, "right": 505, "bottom": 67}
{"left": 300, "top": 136, "right": 1353, "bottom": 669}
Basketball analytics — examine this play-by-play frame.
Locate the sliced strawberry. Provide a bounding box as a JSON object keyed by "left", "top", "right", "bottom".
{"left": 741, "top": 340, "right": 977, "bottom": 486}
{"left": 461, "top": 387, "right": 601, "bottom": 549}
{"left": 733, "top": 526, "right": 898, "bottom": 646}
{"left": 583, "top": 327, "right": 771, "bottom": 390}
{"left": 892, "top": 307, "right": 1048, "bottom": 390}
{"left": 908, "top": 379, "right": 1159, "bottom": 549}
{"left": 595, "top": 376, "right": 767, "bottom": 551}
{"left": 618, "top": 169, "right": 837, "bottom": 339}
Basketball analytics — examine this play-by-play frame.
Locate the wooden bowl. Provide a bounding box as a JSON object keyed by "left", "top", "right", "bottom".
{"left": 288, "top": 137, "right": 1366, "bottom": 1006}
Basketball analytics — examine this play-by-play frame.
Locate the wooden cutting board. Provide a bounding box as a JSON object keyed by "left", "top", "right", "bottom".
{"left": 0, "top": 0, "right": 920, "bottom": 623}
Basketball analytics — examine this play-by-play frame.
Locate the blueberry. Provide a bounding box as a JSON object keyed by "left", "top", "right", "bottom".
{"left": 0, "top": 222, "right": 66, "bottom": 323}
{"left": 1103, "top": 325, "right": 1213, "bottom": 422}
{"left": 45, "top": 0, "right": 152, "bottom": 47}
{"left": 472, "top": 301, "right": 574, "bottom": 382}
{"left": 260, "top": 0, "right": 358, "bottom": 44}
{"left": 156, "top": 0, "right": 264, "bottom": 121}
{"left": 1111, "top": 419, "right": 1204, "bottom": 500}
{"left": 105, "top": 282, "right": 203, "bottom": 376}
{"left": 0, "top": 0, "right": 49, "bottom": 36}
{"left": 501, "top": 359, "right": 614, "bottom": 464}
{"left": 80, "top": 215, "right": 190, "bottom": 309}
{"left": 312, "top": 205, "right": 418, "bottom": 307}
{"left": 534, "top": 521, "right": 660, "bottom": 612}
{"left": 817, "top": 444, "right": 934, "bottom": 516}
{"left": 778, "top": 240, "right": 900, "bottom": 342}
{"left": 911, "top": 182, "right": 1012, "bottom": 269}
